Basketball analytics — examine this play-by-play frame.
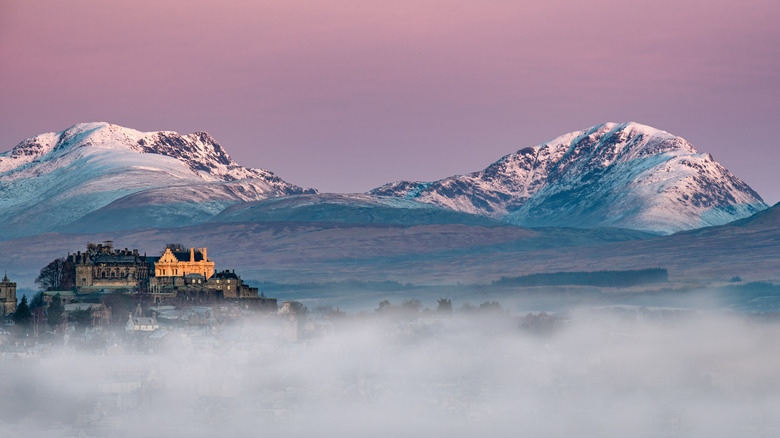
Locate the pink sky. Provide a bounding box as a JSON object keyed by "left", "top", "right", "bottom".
{"left": 2, "top": 0, "right": 779, "bottom": 203}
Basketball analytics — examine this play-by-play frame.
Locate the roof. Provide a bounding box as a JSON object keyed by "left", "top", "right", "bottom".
{"left": 91, "top": 254, "right": 147, "bottom": 264}
{"left": 77, "top": 286, "right": 128, "bottom": 292}
{"left": 185, "top": 273, "right": 205, "bottom": 279}
{"left": 213, "top": 270, "right": 238, "bottom": 279}
{"left": 64, "top": 303, "right": 95, "bottom": 311}
{"left": 43, "top": 290, "right": 76, "bottom": 296}
{"left": 130, "top": 316, "right": 157, "bottom": 325}
{"left": 170, "top": 249, "right": 205, "bottom": 262}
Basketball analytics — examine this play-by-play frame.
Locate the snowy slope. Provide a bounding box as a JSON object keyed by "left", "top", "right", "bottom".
{"left": 0, "top": 122, "right": 315, "bottom": 238}
{"left": 372, "top": 122, "right": 767, "bottom": 234}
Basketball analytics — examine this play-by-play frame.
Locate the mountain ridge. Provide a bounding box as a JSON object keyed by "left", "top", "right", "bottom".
{"left": 0, "top": 121, "right": 769, "bottom": 239}
{"left": 0, "top": 122, "right": 316, "bottom": 239}
{"left": 371, "top": 122, "right": 766, "bottom": 233}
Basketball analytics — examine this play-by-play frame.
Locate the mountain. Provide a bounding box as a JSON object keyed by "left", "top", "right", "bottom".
{"left": 0, "top": 122, "right": 315, "bottom": 238}
{"left": 728, "top": 202, "right": 780, "bottom": 230}
{"left": 210, "top": 193, "right": 508, "bottom": 227}
{"left": 372, "top": 122, "right": 767, "bottom": 234}
{"left": 1, "top": 121, "right": 769, "bottom": 240}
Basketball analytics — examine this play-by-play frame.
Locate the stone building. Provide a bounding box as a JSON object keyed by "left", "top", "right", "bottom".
{"left": 0, "top": 274, "right": 17, "bottom": 317}
{"left": 72, "top": 242, "right": 153, "bottom": 292}
{"left": 208, "top": 270, "right": 259, "bottom": 299}
{"left": 154, "top": 247, "right": 214, "bottom": 279}
{"left": 63, "top": 242, "right": 269, "bottom": 308}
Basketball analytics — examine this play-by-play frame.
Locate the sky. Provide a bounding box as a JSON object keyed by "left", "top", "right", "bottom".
{"left": 1, "top": 0, "right": 779, "bottom": 203}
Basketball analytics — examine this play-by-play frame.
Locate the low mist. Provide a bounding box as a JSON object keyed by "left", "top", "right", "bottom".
{"left": 1, "top": 305, "right": 779, "bottom": 437}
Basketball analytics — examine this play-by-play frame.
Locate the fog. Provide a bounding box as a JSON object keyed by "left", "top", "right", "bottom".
{"left": 2, "top": 306, "right": 779, "bottom": 437}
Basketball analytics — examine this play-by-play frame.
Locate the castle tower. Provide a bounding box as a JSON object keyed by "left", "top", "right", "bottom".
{"left": 0, "top": 274, "right": 17, "bottom": 317}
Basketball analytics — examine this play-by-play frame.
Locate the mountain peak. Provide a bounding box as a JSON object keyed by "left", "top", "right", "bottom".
{"left": 372, "top": 122, "right": 764, "bottom": 233}
{"left": 0, "top": 123, "right": 316, "bottom": 239}
{"left": 1, "top": 122, "right": 303, "bottom": 184}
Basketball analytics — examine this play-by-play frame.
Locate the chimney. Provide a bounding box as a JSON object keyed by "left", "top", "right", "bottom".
{"left": 203, "top": 248, "right": 207, "bottom": 261}
{"left": 190, "top": 247, "right": 194, "bottom": 262}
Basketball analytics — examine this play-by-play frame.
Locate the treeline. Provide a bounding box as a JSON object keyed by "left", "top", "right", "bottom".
{"left": 493, "top": 268, "right": 669, "bottom": 288}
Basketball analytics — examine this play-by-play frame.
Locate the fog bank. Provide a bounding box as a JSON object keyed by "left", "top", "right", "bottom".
{"left": 1, "top": 308, "right": 778, "bottom": 437}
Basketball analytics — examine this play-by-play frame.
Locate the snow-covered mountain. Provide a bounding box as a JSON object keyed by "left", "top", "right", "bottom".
{"left": 372, "top": 122, "right": 767, "bottom": 234}
{"left": 0, "top": 122, "right": 315, "bottom": 238}
{"left": 1, "top": 121, "right": 768, "bottom": 239}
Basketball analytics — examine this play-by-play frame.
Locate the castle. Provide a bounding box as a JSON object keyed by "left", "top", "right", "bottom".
{"left": 73, "top": 243, "right": 151, "bottom": 292}
{"left": 69, "top": 242, "right": 263, "bottom": 305}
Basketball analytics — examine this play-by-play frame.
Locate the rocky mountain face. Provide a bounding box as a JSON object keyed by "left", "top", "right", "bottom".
{"left": 372, "top": 122, "right": 767, "bottom": 234}
{"left": 0, "top": 122, "right": 315, "bottom": 238}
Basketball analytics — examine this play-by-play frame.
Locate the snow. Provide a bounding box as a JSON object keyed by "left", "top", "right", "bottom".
{"left": 371, "top": 122, "right": 767, "bottom": 234}
{"left": 0, "top": 122, "right": 315, "bottom": 239}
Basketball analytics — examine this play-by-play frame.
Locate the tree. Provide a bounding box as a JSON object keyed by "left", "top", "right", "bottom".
{"left": 35, "top": 257, "right": 66, "bottom": 291}
{"left": 30, "top": 291, "right": 46, "bottom": 336}
{"left": 13, "top": 295, "right": 32, "bottom": 327}
{"left": 47, "top": 293, "right": 64, "bottom": 330}
{"left": 288, "top": 301, "right": 308, "bottom": 316}
{"left": 376, "top": 300, "right": 392, "bottom": 313}
{"left": 69, "top": 308, "right": 92, "bottom": 328}
{"left": 401, "top": 299, "right": 421, "bottom": 315}
{"left": 29, "top": 292, "right": 45, "bottom": 310}
{"left": 101, "top": 293, "right": 136, "bottom": 326}
{"left": 478, "top": 301, "right": 504, "bottom": 313}
{"left": 436, "top": 298, "right": 453, "bottom": 314}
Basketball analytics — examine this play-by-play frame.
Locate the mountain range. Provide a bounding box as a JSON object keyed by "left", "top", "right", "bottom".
{"left": 1, "top": 121, "right": 777, "bottom": 291}
{"left": 0, "top": 121, "right": 767, "bottom": 239}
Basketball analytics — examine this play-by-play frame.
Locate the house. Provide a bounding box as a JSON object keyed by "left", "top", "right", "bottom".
{"left": 126, "top": 313, "right": 159, "bottom": 332}
{"left": 126, "top": 305, "right": 159, "bottom": 332}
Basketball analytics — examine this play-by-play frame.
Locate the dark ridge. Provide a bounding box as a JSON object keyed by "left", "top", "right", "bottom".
{"left": 493, "top": 268, "right": 669, "bottom": 288}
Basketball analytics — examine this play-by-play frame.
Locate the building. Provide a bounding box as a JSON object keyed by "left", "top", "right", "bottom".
{"left": 154, "top": 247, "right": 214, "bottom": 279}
{"left": 126, "top": 305, "right": 159, "bottom": 332}
{"left": 64, "top": 303, "right": 112, "bottom": 327}
{"left": 126, "top": 314, "right": 159, "bottom": 332}
{"left": 64, "top": 242, "right": 269, "bottom": 308}
{"left": 72, "top": 242, "right": 153, "bottom": 292}
{"left": 208, "top": 270, "right": 259, "bottom": 299}
{"left": 0, "top": 274, "right": 16, "bottom": 317}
